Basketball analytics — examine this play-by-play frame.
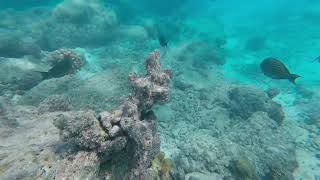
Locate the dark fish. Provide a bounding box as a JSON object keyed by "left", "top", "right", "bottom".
{"left": 260, "top": 57, "right": 300, "bottom": 84}
{"left": 312, "top": 56, "right": 320, "bottom": 63}
{"left": 38, "top": 58, "right": 74, "bottom": 80}
{"left": 158, "top": 32, "right": 168, "bottom": 48}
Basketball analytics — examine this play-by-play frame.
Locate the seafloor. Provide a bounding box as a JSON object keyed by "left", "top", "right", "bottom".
{"left": 0, "top": 0, "right": 319, "bottom": 179}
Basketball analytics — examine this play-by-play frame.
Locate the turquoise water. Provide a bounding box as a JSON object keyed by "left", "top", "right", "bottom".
{"left": 0, "top": 0, "right": 320, "bottom": 179}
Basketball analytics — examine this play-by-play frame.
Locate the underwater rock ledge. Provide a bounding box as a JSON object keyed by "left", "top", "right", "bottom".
{"left": 51, "top": 50, "right": 173, "bottom": 179}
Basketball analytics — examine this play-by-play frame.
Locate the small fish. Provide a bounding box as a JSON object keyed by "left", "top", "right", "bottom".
{"left": 37, "top": 58, "right": 74, "bottom": 80}
{"left": 260, "top": 57, "right": 300, "bottom": 84}
{"left": 312, "top": 56, "right": 320, "bottom": 63}
{"left": 157, "top": 32, "right": 168, "bottom": 48}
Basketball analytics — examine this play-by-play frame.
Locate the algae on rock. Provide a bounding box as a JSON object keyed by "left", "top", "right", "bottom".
{"left": 148, "top": 151, "right": 175, "bottom": 180}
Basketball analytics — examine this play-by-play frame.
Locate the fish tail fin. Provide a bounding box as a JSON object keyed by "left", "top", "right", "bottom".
{"left": 289, "top": 74, "right": 300, "bottom": 84}
{"left": 34, "top": 71, "right": 49, "bottom": 80}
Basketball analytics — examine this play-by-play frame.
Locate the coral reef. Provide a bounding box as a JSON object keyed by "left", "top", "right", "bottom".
{"left": 0, "top": 33, "right": 41, "bottom": 58}
{"left": 176, "top": 40, "right": 226, "bottom": 66}
{"left": 1, "top": 1, "right": 316, "bottom": 179}
{"left": 51, "top": 50, "right": 172, "bottom": 179}
{"left": 39, "top": 0, "right": 118, "bottom": 50}
{"left": 44, "top": 48, "right": 85, "bottom": 74}
{"left": 0, "top": 105, "right": 60, "bottom": 179}
{"left": 266, "top": 87, "right": 280, "bottom": 99}
{"left": 0, "top": 48, "right": 84, "bottom": 97}
{"left": 228, "top": 85, "right": 285, "bottom": 125}
{"left": 38, "top": 95, "right": 72, "bottom": 113}
{"left": 129, "top": 50, "right": 172, "bottom": 109}
{"left": 158, "top": 81, "right": 296, "bottom": 179}
{"left": 148, "top": 151, "right": 175, "bottom": 180}
{"left": 55, "top": 151, "right": 100, "bottom": 179}
{"left": 185, "top": 172, "right": 223, "bottom": 180}
{"left": 0, "top": 57, "right": 43, "bottom": 95}
{"left": 18, "top": 68, "right": 129, "bottom": 112}
{"left": 232, "top": 155, "right": 259, "bottom": 180}
{"left": 0, "top": 50, "right": 171, "bottom": 180}
{"left": 0, "top": 96, "right": 6, "bottom": 114}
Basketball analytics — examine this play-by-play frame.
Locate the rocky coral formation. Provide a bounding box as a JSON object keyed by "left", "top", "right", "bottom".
{"left": 39, "top": 0, "right": 118, "bottom": 50}
{"left": 18, "top": 67, "right": 129, "bottom": 112}
{"left": 55, "top": 151, "right": 100, "bottom": 179}
{"left": 50, "top": 50, "right": 172, "bottom": 179}
{"left": 157, "top": 81, "right": 296, "bottom": 179}
{"left": 0, "top": 48, "right": 84, "bottom": 97}
{"left": 0, "top": 105, "right": 60, "bottom": 179}
{"left": 228, "top": 85, "right": 285, "bottom": 125}
{"left": 44, "top": 48, "right": 85, "bottom": 74}
{"left": 38, "top": 95, "right": 72, "bottom": 113}
{"left": 148, "top": 151, "right": 175, "bottom": 180}
{"left": 176, "top": 40, "right": 226, "bottom": 67}
{"left": 0, "top": 57, "right": 43, "bottom": 95}
{"left": 266, "top": 87, "right": 280, "bottom": 99}
{"left": 0, "top": 34, "right": 41, "bottom": 58}
{"left": 129, "top": 50, "right": 172, "bottom": 109}
{"left": 232, "top": 155, "right": 259, "bottom": 180}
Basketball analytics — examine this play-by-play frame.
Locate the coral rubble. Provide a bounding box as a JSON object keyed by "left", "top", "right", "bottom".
{"left": 38, "top": 95, "right": 72, "bottom": 113}
{"left": 158, "top": 82, "right": 296, "bottom": 179}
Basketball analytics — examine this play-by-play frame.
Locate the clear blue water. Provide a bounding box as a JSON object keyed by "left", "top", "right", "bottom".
{"left": 0, "top": 0, "right": 320, "bottom": 179}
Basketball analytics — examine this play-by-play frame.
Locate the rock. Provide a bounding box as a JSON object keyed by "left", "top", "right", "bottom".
{"left": 0, "top": 106, "right": 61, "bottom": 180}
{"left": 229, "top": 86, "right": 268, "bottom": 119}
{"left": 39, "top": 0, "right": 118, "bottom": 50}
{"left": 174, "top": 78, "right": 193, "bottom": 91}
{"left": 109, "top": 125, "right": 121, "bottom": 138}
{"left": 119, "top": 25, "right": 148, "bottom": 42}
{"left": 44, "top": 49, "right": 85, "bottom": 74}
{"left": 99, "top": 111, "right": 113, "bottom": 131}
{"left": 185, "top": 172, "right": 223, "bottom": 180}
{"left": 0, "top": 58, "right": 43, "bottom": 93}
{"left": 51, "top": 50, "right": 172, "bottom": 179}
{"left": 129, "top": 50, "right": 172, "bottom": 109}
{"left": 111, "top": 110, "right": 122, "bottom": 124}
{"left": 0, "top": 96, "right": 7, "bottom": 114}
{"left": 0, "top": 34, "right": 41, "bottom": 58}
{"left": 161, "top": 81, "right": 295, "bottom": 179}
{"left": 266, "top": 88, "right": 280, "bottom": 99}
{"left": 53, "top": 111, "right": 108, "bottom": 150}
{"left": 38, "top": 95, "right": 72, "bottom": 113}
{"left": 176, "top": 40, "right": 226, "bottom": 66}
{"left": 120, "top": 117, "right": 134, "bottom": 132}
{"left": 232, "top": 155, "right": 259, "bottom": 180}
{"left": 56, "top": 151, "right": 100, "bottom": 179}
{"left": 228, "top": 85, "right": 285, "bottom": 124}
{"left": 99, "top": 136, "right": 128, "bottom": 154}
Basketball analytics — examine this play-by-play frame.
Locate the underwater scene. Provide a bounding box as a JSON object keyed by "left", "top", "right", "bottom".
{"left": 0, "top": 0, "right": 320, "bottom": 179}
